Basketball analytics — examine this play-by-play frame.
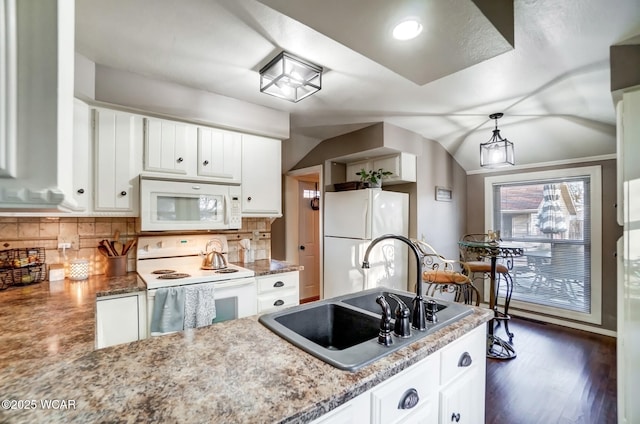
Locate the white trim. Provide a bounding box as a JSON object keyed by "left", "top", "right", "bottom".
{"left": 0, "top": 0, "right": 17, "bottom": 178}
{"left": 467, "top": 154, "right": 616, "bottom": 176}
{"left": 484, "top": 165, "right": 603, "bottom": 325}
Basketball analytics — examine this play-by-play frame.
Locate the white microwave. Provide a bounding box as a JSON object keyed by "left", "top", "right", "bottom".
{"left": 140, "top": 178, "right": 242, "bottom": 231}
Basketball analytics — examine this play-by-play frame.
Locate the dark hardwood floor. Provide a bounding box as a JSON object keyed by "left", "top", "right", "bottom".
{"left": 486, "top": 317, "right": 617, "bottom": 424}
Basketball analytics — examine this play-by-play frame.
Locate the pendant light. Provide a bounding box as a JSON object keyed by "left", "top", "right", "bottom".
{"left": 480, "top": 113, "right": 515, "bottom": 168}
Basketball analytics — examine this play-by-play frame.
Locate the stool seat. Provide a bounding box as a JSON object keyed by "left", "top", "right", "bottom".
{"left": 422, "top": 270, "right": 469, "bottom": 284}
{"left": 464, "top": 261, "right": 509, "bottom": 274}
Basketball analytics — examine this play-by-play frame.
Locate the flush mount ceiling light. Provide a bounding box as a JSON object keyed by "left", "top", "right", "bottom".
{"left": 259, "top": 51, "right": 323, "bottom": 103}
{"left": 480, "top": 113, "right": 515, "bottom": 168}
{"left": 392, "top": 19, "right": 423, "bottom": 40}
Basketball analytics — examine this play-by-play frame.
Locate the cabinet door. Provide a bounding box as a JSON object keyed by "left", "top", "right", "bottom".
{"left": 241, "top": 135, "right": 281, "bottom": 216}
{"left": 72, "top": 99, "right": 91, "bottom": 211}
{"left": 93, "top": 108, "right": 142, "bottom": 213}
{"left": 96, "top": 295, "right": 140, "bottom": 349}
{"left": 197, "top": 127, "right": 241, "bottom": 182}
{"left": 309, "top": 393, "right": 370, "bottom": 424}
{"left": 438, "top": 365, "right": 483, "bottom": 424}
{"left": 346, "top": 160, "right": 371, "bottom": 182}
{"left": 144, "top": 118, "right": 192, "bottom": 175}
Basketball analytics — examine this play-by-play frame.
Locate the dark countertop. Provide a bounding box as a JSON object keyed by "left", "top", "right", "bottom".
{"left": 0, "top": 265, "right": 491, "bottom": 423}
{"left": 232, "top": 258, "right": 304, "bottom": 276}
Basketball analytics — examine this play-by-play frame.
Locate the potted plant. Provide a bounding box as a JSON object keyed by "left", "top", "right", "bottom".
{"left": 356, "top": 168, "right": 393, "bottom": 188}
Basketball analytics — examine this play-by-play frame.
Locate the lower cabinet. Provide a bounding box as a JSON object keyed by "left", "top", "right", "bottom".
{"left": 257, "top": 271, "right": 299, "bottom": 313}
{"left": 310, "top": 325, "right": 486, "bottom": 424}
{"left": 95, "top": 292, "right": 146, "bottom": 349}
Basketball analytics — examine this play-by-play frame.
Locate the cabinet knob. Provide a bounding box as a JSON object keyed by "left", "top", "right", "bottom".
{"left": 273, "top": 281, "right": 284, "bottom": 288}
{"left": 458, "top": 352, "right": 473, "bottom": 367}
{"left": 120, "top": 191, "right": 127, "bottom": 196}
{"left": 203, "top": 160, "right": 209, "bottom": 166}
{"left": 451, "top": 413, "right": 461, "bottom": 422}
{"left": 177, "top": 157, "right": 184, "bottom": 163}
{"left": 274, "top": 299, "right": 285, "bottom": 307}
{"left": 247, "top": 196, "right": 252, "bottom": 201}
{"left": 299, "top": 245, "right": 305, "bottom": 251}
{"left": 397, "top": 388, "right": 419, "bottom": 410}
{"left": 77, "top": 188, "right": 85, "bottom": 194}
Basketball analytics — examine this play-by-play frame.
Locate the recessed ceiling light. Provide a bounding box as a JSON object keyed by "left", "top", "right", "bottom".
{"left": 392, "top": 19, "right": 423, "bottom": 40}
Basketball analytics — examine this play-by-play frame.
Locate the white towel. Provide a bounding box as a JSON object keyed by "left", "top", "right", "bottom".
{"left": 183, "top": 283, "right": 217, "bottom": 329}
{"left": 150, "top": 287, "right": 185, "bottom": 336}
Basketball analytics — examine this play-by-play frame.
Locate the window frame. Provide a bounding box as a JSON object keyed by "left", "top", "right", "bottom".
{"left": 484, "top": 165, "right": 602, "bottom": 325}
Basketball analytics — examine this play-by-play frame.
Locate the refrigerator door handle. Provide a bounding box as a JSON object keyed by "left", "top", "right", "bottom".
{"left": 362, "top": 198, "right": 371, "bottom": 239}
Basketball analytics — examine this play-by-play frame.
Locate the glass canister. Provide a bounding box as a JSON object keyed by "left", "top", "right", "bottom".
{"left": 69, "top": 259, "right": 89, "bottom": 280}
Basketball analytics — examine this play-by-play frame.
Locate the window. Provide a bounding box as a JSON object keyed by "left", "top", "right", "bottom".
{"left": 485, "top": 166, "right": 602, "bottom": 324}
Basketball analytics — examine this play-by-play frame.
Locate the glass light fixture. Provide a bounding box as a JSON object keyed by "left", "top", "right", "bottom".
{"left": 392, "top": 19, "right": 423, "bottom": 40}
{"left": 480, "top": 113, "right": 515, "bottom": 168}
{"left": 259, "top": 51, "right": 323, "bottom": 103}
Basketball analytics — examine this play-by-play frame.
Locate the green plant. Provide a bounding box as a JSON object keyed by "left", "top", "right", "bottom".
{"left": 356, "top": 168, "right": 393, "bottom": 184}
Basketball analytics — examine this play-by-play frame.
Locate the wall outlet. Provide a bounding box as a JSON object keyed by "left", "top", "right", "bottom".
{"left": 57, "top": 235, "right": 80, "bottom": 250}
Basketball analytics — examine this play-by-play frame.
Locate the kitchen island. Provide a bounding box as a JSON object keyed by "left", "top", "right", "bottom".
{"left": 0, "top": 270, "right": 491, "bottom": 423}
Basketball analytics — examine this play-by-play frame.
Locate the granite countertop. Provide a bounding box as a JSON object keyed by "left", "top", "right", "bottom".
{"left": 1, "top": 304, "right": 491, "bottom": 423}
{"left": 232, "top": 258, "right": 303, "bottom": 276}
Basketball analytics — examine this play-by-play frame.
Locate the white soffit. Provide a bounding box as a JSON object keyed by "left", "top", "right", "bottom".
{"left": 256, "top": 0, "right": 514, "bottom": 85}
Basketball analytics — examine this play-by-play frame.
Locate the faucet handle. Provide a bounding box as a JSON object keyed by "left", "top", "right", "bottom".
{"left": 388, "top": 294, "right": 411, "bottom": 338}
{"left": 375, "top": 295, "right": 393, "bottom": 346}
{"left": 426, "top": 299, "right": 439, "bottom": 323}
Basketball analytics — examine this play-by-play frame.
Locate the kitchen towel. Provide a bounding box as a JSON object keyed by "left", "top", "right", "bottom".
{"left": 183, "top": 283, "right": 217, "bottom": 329}
{"left": 150, "top": 287, "right": 186, "bottom": 336}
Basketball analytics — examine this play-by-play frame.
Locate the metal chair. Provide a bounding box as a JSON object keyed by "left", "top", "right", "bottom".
{"left": 459, "top": 233, "right": 515, "bottom": 342}
{"left": 412, "top": 240, "right": 480, "bottom": 306}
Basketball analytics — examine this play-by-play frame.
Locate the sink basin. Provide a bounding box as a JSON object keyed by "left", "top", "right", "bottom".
{"left": 259, "top": 288, "right": 474, "bottom": 371}
{"left": 275, "top": 303, "right": 379, "bottom": 350}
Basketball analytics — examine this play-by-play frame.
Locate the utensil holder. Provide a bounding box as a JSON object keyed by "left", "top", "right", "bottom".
{"left": 105, "top": 256, "right": 127, "bottom": 277}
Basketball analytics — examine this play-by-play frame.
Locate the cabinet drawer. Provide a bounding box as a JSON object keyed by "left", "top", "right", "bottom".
{"left": 258, "top": 290, "right": 299, "bottom": 313}
{"left": 257, "top": 272, "right": 298, "bottom": 294}
{"left": 439, "top": 325, "right": 485, "bottom": 386}
{"left": 370, "top": 354, "right": 438, "bottom": 424}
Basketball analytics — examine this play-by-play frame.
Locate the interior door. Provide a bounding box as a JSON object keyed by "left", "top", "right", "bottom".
{"left": 298, "top": 180, "right": 320, "bottom": 302}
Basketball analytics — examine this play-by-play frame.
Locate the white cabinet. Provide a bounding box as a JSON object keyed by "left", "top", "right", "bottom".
{"left": 197, "top": 127, "right": 242, "bottom": 183}
{"left": 72, "top": 99, "right": 91, "bottom": 211}
{"left": 93, "top": 108, "right": 143, "bottom": 214}
{"left": 346, "top": 153, "right": 416, "bottom": 185}
{"left": 241, "top": 134, "right": 282, "bottom": 217}
{"left": 437, "top": 325, "right": 486, "bottom": 424}
{"left": 96, "top": 292, "right": 146, "bottom": 349}
{"left": 144, "top": 118, "right": 194, "bottom": 175}
{"left": 257, "top": 271, "right": 299, "bottom": 313}
{"left": 311, "top": 325, "right": 486, "bottom": 424}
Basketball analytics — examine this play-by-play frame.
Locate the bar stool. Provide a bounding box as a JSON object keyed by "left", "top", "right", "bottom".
{"left": 412, "top": 240, "right": 480, "bottom": 306}
{"left": 459, "top": 233, "right": 514, "bottom": 342}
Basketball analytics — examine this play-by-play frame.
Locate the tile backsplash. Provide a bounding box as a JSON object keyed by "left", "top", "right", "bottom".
{"left": 0, "top": 217, "right": 272, "bottom": 278}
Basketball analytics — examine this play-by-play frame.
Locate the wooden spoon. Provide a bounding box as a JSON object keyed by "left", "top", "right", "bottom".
{"left": 97, "top": 245, "right": 111, "bottom": 258}
{"left": 121, "top": 239, "right": 136, "bottom": 256}
{"left": 101, "top": 239, "right": 118, "bottom": 256}
{"left": 113, "top": 240, "right": 124, "bottom": 256}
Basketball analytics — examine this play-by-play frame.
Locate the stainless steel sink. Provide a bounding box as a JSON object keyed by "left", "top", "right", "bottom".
{"left": 259, "top": 287, "right": 474, "bottom": 371}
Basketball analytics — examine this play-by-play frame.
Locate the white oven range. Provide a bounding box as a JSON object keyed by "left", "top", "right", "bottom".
{"left": 136, "top": 235, "right": 257, "bottom": 338}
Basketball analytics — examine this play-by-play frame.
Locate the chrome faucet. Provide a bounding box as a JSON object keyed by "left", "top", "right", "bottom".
{"left": 362, "top": 234, "right": 427, "bottom": 331}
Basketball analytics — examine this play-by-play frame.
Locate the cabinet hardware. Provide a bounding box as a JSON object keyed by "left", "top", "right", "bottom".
{"left": 177, "top": 157, "right": 184, "bottom": 163}
{"left": 203, "top": 160, "right": 209, "bottom": 166}
{"left": 299, "top": 245, "right": 305, "bottom": 250}
{"left": 120, "top": 191, "right": 127, "bottom": 196}
{"left": 451, "top": 412, "right": 461, "bottom": 422}
{"left": 397, "top": 388, "right": 419, "bottom": 409}
{"left": 273, "top": 281, "right": 284, "bottom": 288}
{"left": 247, "top": 196, "right": 252, "bottom": 201}
{"left": 77, "top": 188, "right": 85, "bottom": 194}
{"left": 274, "top": 299, "right": 284, "bottom": 306}
{"left": 458, "top": 351, "right": 473, "bottom": 367}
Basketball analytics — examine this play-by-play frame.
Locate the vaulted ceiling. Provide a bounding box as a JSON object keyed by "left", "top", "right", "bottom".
{"left": 75, "top": 0, "right": 640, "bottom": 172}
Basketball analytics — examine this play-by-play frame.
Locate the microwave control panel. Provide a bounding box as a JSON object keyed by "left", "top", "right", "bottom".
{"left": 229, "top": 195, "right": 241, "bottom": 228}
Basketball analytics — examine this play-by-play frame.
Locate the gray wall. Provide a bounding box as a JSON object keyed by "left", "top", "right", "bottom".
{"left": 466, "top": 159, "right": 621, "bottom": 331}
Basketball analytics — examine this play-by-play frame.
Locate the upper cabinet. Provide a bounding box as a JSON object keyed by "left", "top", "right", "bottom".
{"left": 72, "top": 99, "right": 92, "bottom": 212}
{"left": 346, "top": 152, "right": 416, "bottom": 185}
{"left": 143, "top": 118, "right": 194, "bottom": 175}
{"left": 197, "top": 127, "right": 242, "bottom": 183}
{"left": 241, "top": 135, "right": 282, "bottom": 217}
{"left": 93, "top": 108, "right": 143, "bottom": 215}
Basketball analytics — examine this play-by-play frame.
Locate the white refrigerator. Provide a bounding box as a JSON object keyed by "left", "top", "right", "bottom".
{"left": 323, "top": 189, "right": 409, "bottom": 299}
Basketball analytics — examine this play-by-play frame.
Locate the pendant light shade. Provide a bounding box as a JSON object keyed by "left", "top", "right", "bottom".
{"left": 480, "top": 113, "right": 515, "bottom": 168}
{"left": 259, "top": 52, "right": 323, "bottom": 103}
